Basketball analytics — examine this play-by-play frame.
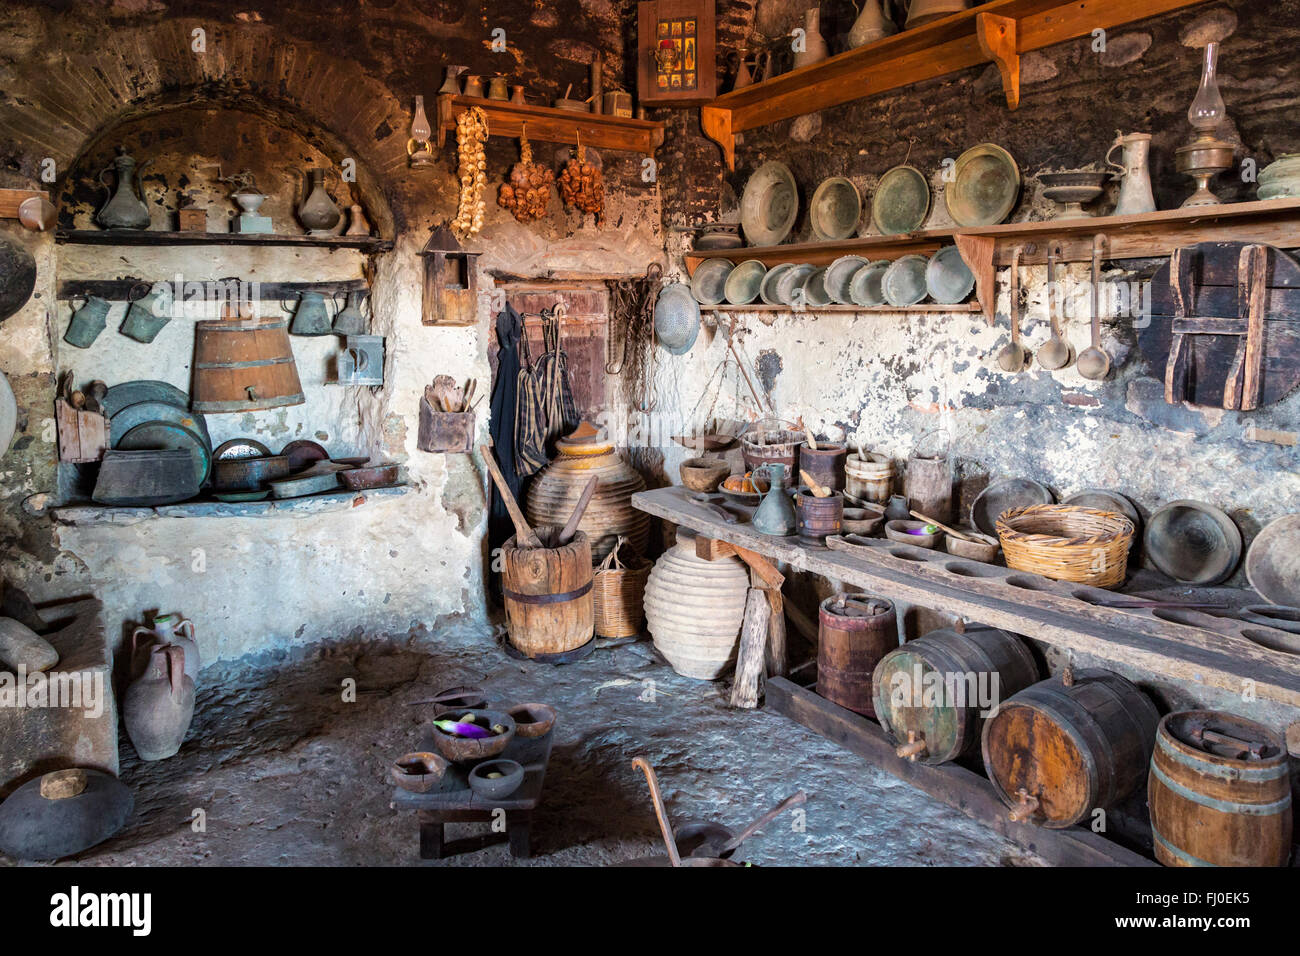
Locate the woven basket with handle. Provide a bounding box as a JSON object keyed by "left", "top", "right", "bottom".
{"left": 593, "top": 536, "right": 651, "bottom": 638}
{"left": 996, "top": 504, "right": 1135, "bottom": 589}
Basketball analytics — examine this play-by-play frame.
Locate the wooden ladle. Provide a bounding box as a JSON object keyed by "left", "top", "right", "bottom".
{"left": 996, "top": 245, "right": 1030, "bottom": 373}
{"left": 1077, "top": 233, "right": 1113, "bottom": 381}
{"left": 1036, "top": 241, "right": 1074, "bottom": 371}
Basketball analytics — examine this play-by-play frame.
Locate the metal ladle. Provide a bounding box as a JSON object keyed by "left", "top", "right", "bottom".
{"left": 996, "top": 245, "right": 1030, "bottom": 373}
{"left": 1036, "top": 241, "right": 1074, "bottom": 371}
{"left": 1077, "top": 233, "right": 1113, "bottom": 380}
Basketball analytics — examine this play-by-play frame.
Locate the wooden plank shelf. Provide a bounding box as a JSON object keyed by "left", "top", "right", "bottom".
{"left": 686, "top": 199, "right": 1300, "bottom": 324}
{"left": 703, "top": 302, "right": 981, "bottom": 314}
{"left": 700, "top": 0, "right": 1212, "bottom": 170}
{"left": 435, "top": 94, "right": 665, "bottom": 157}
{"left": 0, "top": 187, "right": 49, "bottom": 221}
{"left": 49, "top": 485, "right": 409, "bottom": 525}
{"left": 57, "top": 278, "right": 369, "bottom": 301}
{"left": 765, "top": 678, "right": 1156, "bottom": 866}
{"left": 631, "top": 486, "right": 1300, "bottom": 716}
{"left": 55, "top": 230, "right": 393, "bottom": 253}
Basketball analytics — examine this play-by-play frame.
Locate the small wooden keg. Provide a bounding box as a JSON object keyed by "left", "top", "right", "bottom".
{"left": 845, "top": 451, "right": 892, "bottom": 504}
{"left": 1149, "top": 711, "right": 1292, "bottom": 867}
{"left": 501, "top": 527, "right": 594, "bottom": 658}
{"left": 798, "top": 441, "right": 847, "bottom": 492}
{"left": 796, "top": 489, "right": 843, "bottom": 543}
{"left": 981, "top": 668, "right": 1159, "bottom": 828}
{"left": 816, "top": 594, "right": 897, "bottom": 717}
{"left": 192, "top": 310, "right": 305, "bottom": 413}
{"left": 904, "top": 453, "right": 952, "bottom": 524}
{"left": 873, "top": 627, "right": 1039, "bottom": 765}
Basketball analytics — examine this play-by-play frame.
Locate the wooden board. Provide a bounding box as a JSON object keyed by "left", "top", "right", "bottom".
{"left": 55, "top": 230, "right": 391, "bottom": 252}
{"left": 632, "top": 486, "right": 1300, "bottom": 713}
{"left": 0, "top": 188, "right": 49, "bottom": 220}
{"left": 435, "top": 95, "right": 664, "bottom": 156}
{"left": 766, "top": 677, "right": 1155, "bottom": 866}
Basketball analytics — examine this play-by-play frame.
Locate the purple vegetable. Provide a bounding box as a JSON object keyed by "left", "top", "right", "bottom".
{"left": 434, "top": 719, "right": 491, "bottom": 739}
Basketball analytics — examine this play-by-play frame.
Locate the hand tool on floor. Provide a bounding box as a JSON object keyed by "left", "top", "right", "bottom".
{"left": 691, "top": 791, "right": 808, "bottom": 858}
{"left": 632, "top": 757, "right": 681, "bottom": 867}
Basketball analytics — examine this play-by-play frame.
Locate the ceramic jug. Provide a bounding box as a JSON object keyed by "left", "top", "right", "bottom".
{"left": 752, "top": 463, "right": 797, "bottom": 536}
{"left": 123, "top": 644, "right": 195, "bottom": 761}
{"left": 297, "top": 168, "right": 341, "bottom": 234}
{"left": 119, "top": 281, "right": 174, "bottom": 343}
{"left": 848, "top": 0, "right": 898, "bottom": 47}
{"left": 64, "top": 295, "right": 112, "bottom": 348}
{"left": 131, "top": 612, "right": 200, "bottom": 681}
{"left": 462, "top": 75, "right": 485, "bottom": 98}
{"left": 885, "top": 494, "right": 911, "bottom": 521}
{"left": 440, "top": 65, "right": 467, "bottom": 94}
{"left": 285, "top": 291, "right": 335, "bottom": 336}
{"left": 1106, "top": 132, "right": 1157, "bottom": 216}
{"left": 793, "top": 8, "right": 830, "bottom": 70}
{"left": 96, "top": 147, "right": 151, "bottom": 230}
{"left": 901, "top": 0, "right": 970, "bottom": 30}
{"left": 332, "top": 291, "right": 368, "bottom": 335}
{"left": 344, "top": 204, "right": 371, "bottom": 237}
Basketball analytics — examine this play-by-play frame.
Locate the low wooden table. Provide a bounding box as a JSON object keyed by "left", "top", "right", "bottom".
{"left": 390, "top": 730, "right": 555, "bottom": 861}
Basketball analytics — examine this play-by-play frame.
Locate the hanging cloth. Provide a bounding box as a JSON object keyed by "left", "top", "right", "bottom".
{"left": 514, "top": 304, "right": 578, "bottom": 477}
{"left": 489, "top": 304, "right": 526, "bottom": 565}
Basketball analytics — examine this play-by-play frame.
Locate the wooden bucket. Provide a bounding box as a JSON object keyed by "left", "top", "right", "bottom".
{"left": 845, "top": 451, "right": 892, "bottom": 504}
{"left": 873, "top": 627, "right": 1039, "bottom": 765}
{"left": 1149, "top": 710, "right": 1292, "bottom": 867}
{"left": 741, "top": 421, "right": 801, "bottom": 487}
{"left": 192, "top": 313, "right": 305, "bottom": 413}
{"left": 501, "top": 527, "right": 594, "bottom": 657}
{"left": 816, "top": 594, "right": 897, "bottom": 717}
{"left": 796, "top": 489, "right": 843, "bottom": 543}
{"left": 981, "top": 668, "right": 1159, "bottom": 828}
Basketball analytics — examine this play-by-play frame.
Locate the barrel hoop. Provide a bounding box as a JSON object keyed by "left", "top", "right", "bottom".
{"left": 1151, "top": 763, "right": 1292, "bottom": 815}
{"left": 195, "top": 357, "right": 295, "bottom": 370}
{"left": 1156, "top": 734, "right": 1290, "bottom": 782}
{"left": 504, "top": 580, "right": 593, "bottom": 606}
{"left": 1151, "top": 830, "right": 1215, "bottom": 868}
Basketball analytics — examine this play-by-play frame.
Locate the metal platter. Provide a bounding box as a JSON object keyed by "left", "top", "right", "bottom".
{"left": 281, "top": 439, "right": 329, "bottom": 473}
{"left": 213, "top": 438, "right": 273, "bottom": 461}
{"left": 690, "top": 258, "right": 735, "bottom": 305}
{"left": 102, "top": 381, "right": 190, "bottom": 420}
{"left": 946, "top": 144, "right": 1020, "bottom": 228}
{"left": 740, "top": 161, "right": 799, "bottom": 247}
{"left": 110, "top": 400, "right": 212, "bottom": 453}
{"left": 116, "top": 421, "right": 212, "bottom": 486}
{"left": 872, "top": 165, "right": 930, "bottom": 236}
{"left": 971, "top": 477, "right": 1054, "bottom": 536}
{"left": 759, "top": 263, "right": 795, "bottom": 305}
{"left": 809, "top": 176, "right": 862, "bottom": 241}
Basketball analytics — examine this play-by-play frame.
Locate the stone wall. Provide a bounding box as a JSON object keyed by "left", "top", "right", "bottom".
{"left": 0, "top": 0, "right": 661, "bottom": 664}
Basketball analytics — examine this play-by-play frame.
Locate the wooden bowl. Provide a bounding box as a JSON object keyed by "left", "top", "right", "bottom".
{"left": 430, "top": 684, "right": 488, "bottom": 717}
{"left": 507, "top": 702, "right": 556, "bottom": 738}
{"left": 430, "top": 709, "right": 516, "bottom": 763}
{"left": 391, "top": 752, "right": 450, "bottom": 793}
{"left": 842, "top": 507, "right": 883, "bottom": 536}
{"left": 680, "top": 457, "right": 731, "bottom": 493}
{"left": 945, "top": 531, "right": 1001, "bottom": 563}
{"left": 885, "top": 520, "right": 941, "bottom": 549}
{"left": 468, "top": 759, "right": 525, "bottom": 799}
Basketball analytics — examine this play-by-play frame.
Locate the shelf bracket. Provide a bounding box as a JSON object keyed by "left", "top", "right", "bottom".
{"left": 701, "top": 105, "right": 735, "bottom": 172}
{"left": 976, "top": 13, "right": 1020, "bottom": 111}
{"left": 953, "top": 233, "right": 997, "bottom": 325}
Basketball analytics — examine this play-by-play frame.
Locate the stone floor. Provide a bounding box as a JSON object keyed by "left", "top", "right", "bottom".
{"left": 12, "top": 623, "right": 1045, "bottom": 867}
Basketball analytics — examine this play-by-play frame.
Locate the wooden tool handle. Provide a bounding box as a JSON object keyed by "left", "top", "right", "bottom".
{"left": 800, "top": 469, "right": 830, "bottom": 498}
{"left": 557, "top": 475, "right": 599, "bottom": 544}
{"left": 632, "top": 757, "right": 680, "bottom": 867}
{"left": 909, "top": 510, "right": 970, "bottom": 541}
{"left": 719, "top": 791, "right": 807, "bottom": 855}
{"left": 478, "top": 442, "right": 542, "bottom": 548}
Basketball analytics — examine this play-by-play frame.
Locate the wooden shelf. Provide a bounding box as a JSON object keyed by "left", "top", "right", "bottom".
{"left": 701, "top": 0, "right": 1212, "bottom": 170}
{"left": 435, "top": 94, "right": 665, "bottom": 157}
{"left": 703, "top": 303, "right": 980, "bottom": 314}
{"left": 57, "top": 278, "right": 369, "bottom": 301}
{"left": 55, "top": 230, "right": 393, "bottom": 252}
{"left": 49, "top": 485, "right": 409, "bottom": 525}
{"left": 686, "top": 198, "right": 1300, "bottom": 323}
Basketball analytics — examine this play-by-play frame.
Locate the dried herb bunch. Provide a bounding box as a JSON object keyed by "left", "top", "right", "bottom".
{"left": 452, "top": 106, "right": 489, "bottom": 239}
{"left": 497, "top": 125, "right": 554, "bottom": 223}
{"left": 558, "top": 140, "right": 604, "bottom": 224}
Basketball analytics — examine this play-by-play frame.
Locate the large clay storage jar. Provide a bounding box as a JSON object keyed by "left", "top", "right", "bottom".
{"left": 1149, "top": 710, "right": 1292, "bottom": 867}
{"left": 501, "top": 527, "right": 594, "bottom": 658}
{"left": 845, "top": 451, "right": 893, "bottom": 504}
{"left": 816, "top": 594, "right": 897, "bottom": 717}
{"left": 643, "top": 530, "right": 749, "bottom": 680}
{"left": 873, "top": 627, "right": 1039, "bottom": 765}
{"left": 524, "top": 433, "right": 648, "bottom": 563}
{"left": 981, "top": 668, "right": 1159, "bottom": 828}
{"left": 191, "top": 309, "right": 305, "bottom": 413}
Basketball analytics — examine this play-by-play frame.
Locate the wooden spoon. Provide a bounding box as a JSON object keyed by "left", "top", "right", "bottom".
{"left": 1036, "top": 242, "right": 1073, "bottom": 371}
{"left": 910, "top": 509, "right": 973, "bottom": 542}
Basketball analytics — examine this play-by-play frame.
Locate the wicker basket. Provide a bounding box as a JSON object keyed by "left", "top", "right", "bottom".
{"left": 592, "top": 537, "right": 651, "bottom": 638}
{"left": 996, "top": 504, "right": 1135, "bottom": 589}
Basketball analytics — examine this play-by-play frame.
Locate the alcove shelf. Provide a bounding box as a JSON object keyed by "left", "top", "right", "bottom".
{"left": 435, "top": 94, "right": 665, "bottom": 156}
{"left": 49, "top": 485, "right": 410, "bottom": 525}
{"left": 700, "top": 0, "right": 1213, "bottom": 170}
{"left": 703, "top": 303, "right": 981, "bottom": 314}
{"left": 55, "top": 230, "right": 393, "bottom": 253}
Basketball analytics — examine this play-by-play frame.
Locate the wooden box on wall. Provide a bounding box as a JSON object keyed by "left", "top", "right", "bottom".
{"left": 637, "top": 0, "right": 716, "bottom": 107}
{"left": 420, "top": 225, "right": 479, "bottom": 327}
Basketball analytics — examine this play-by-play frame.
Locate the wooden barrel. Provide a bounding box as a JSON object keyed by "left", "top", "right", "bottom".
{"left": 192, "top": 314, "right": 305, "bottom": 413}
{"left": 741, "top": 424, "right": 800, "bottom": 487}
{"left": 501, "top": 527, "right": 594, "bottom": 657}
{"left": 796, "top": 489, "right": 843, "bottom": 543}
{"left": 1149, "top": 710, "right": 1292, "bottom": 867}
{"left": 845, "top": 452, "right": 892, "bottom": 504}
{"left": 798, "top": 441, "right": 846, "bottom": 492}
{"left": 981, "top": 668, "right": 1159, "bottom": 828}
{"left": 817, "top": 594, "right": 897, "bottom": 717}
{"left": 905, "top": 453, "right": 952, "bottom": 524}
{"left": 873, "top": 626, "right": 1039, "bottom": 765}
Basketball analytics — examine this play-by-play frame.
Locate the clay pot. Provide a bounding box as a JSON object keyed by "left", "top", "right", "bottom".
{"left": 507, "top": 702, "right": 556, "bottom": 738}
{"left": 680, "top": 457, "right": 731, "bottom": 492}
{"left": 391, "top": 752, "right": 450, "bottom": 793}
{"left": 430, "top": 708, "right": 516, "bottom": 763}
{"left": 131, "top": 613, "right": 200, "bottom": 680}
{"left": 123, "top": 644, "right": 195, "bottom": 761}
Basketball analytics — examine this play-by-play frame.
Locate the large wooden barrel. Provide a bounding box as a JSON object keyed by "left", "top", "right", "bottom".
{"left": 501, "top": 528, "right": 594, "bottom": 658}
{"left": 192, "top": 313, "right": 305, "bottom": 413}
{"left": 1149, "top": 710, "right": 1292, "bottom": 867}
{"left": 817, "top": 594, "right": 897, "bottom": 717}
{"left": 981, "top": 668, "right": 1159, "bottom": 828}
{"left": 873, "top": 626, "right": 1039, "bottom": 765}
{"left": 643, "top": 531, "right": 749, "bottom": 680}
{"left": 524, "top": 434, "right": 648, "bottom": 563}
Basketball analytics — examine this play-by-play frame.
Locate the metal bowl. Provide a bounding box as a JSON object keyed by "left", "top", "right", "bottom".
{"left": 925, "top": 246, "right": 975, "bottom": 304}
{"left": 971, "top": 477, "right": 1054, "bottom": 536}
{"left": 775, "top": 263, "right": 817, "bottom": 306}
{"left": 724, "top": 259, "right": 768, "bottom": 305}
{"left": 759, "top": 263, "right": 795, "bottom": 305}
{"left": 824, "top": 255, "right": 870, "bottom": 304}
{"left": 740, "top": 161, "right": 799, "bottom": 246}
{"left": 882, "top": 255, "right": 930, "bottom": 307}
{"left": 690, "top": 258, "right": 735, "bottom": 305}
{"left": 872, "top": 165, "right": 931, "bottom": 235}
{"left": 809, "top": 176, "right": 862, "bottom": 241}
{"left": 947, "top": 143, "right": 1020, "bottom": 227}
{"left": 849, "top": 260, "right": 891, "bottom": 307}
{"left": 1145, "top": 500, "right": 1242, "bottom": 586}
{"left": 654, "top": 282, "right": 702, "bottom": 354}
{"left": 1244, "top": 514, "right": 1300, "bottom": 604}
{"left": 801, "top": 267, "right": 832, "bottom": 308}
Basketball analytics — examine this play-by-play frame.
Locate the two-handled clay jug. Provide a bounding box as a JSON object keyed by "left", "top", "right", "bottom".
{"left": 131, "top": 612, "right": 200, "bottom": 681}
{"left": 123, "top": 643, "right": 195, "bottom": 761}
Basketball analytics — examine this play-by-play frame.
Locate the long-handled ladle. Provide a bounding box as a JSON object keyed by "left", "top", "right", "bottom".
{"left": 1036, "top": 241, "right": 1074, "bottom": 370}
{"left": 996, "top": 245, "right": 1030, "bottom": 373}
{"left": 1077, "top": 233, "right": 1113, "bottom": 380}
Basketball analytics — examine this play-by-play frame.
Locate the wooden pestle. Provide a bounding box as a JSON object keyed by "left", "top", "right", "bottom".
{"left": 478, "top": 441, "right": 542, "bottom": 548}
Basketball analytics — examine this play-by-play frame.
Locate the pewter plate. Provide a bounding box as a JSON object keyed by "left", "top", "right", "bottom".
{"left": 102, "top": 380, "right": 190, "bottom": 420}
{"left": 110, "top": 400, "right": 211, "bottom": 452}
{"left": 809, "top": 177, "right": 862, "bottom": 241}
{"left": 971, "top": 477, "right": 1054, "bottom": 537}
{"left": 690, "top": 258, "right": 735, "bottom": 305}
{"left": 824, "top": 255, "right": 870, "bottom": 304}
{"left": 724, "top": 260, "right": 768, "bottom": 305}
{"left": 759, "top": 263, "right": 795, "bottom": 305}
{"left": 947, "top": 144, "right": 1020, "bottom": 227}
{"left": 740, "top": 161, "right": 799, "bottom": 247}
{"left": 925, "top": 246, "right": 975, "bottom": 304}
{"left": 872, "top": 166, "right": 930, "bottom": 236}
